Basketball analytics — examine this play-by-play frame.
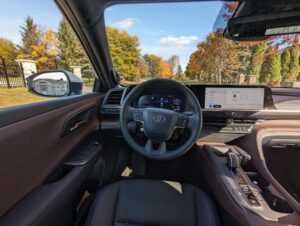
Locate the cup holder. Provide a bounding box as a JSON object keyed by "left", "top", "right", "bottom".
{"left": 262, "top": 187, "right": 294, "bottom": 213}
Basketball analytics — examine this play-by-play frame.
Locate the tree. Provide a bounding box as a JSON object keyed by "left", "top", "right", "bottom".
{"left": 186, "top": 51, "right": 203, "bottom": 80}
{"left": 0, "top": 38, "right": 19, "bottom": 61}
{"left": 29, "top": 29, "right": 58, "bottom": 71}
{"left": 174, "top": 65, "right": 187, "bottom": 80}
{"left": 270, "top": 52, "right": 282, "bottom": 85}
{"left": 236, "top": 44, "right": 251, "bottom": 77}
{"left": 143, "top": 54, "right": 162, "bottom": 78}
{"left": 281, "top": 48, "right": 291, "bottom": 81}
{"left": 186, "top": 31, "right": 241, "bottom": 84}
{"left": 19, "top": 16, "right": 42, "bottom": 55}
{"left": 260, "top": 56, "right": 270, "bottom": 84}
{"left": 57, "top": 18, "right": 91, "bottom": 71}
{"left": 177, "top": 65, "right": 183, "bottom": 76}
{"left": 75, "top": 37, "right": 91, "bottom": 70}
{"left": 158, "top": 60, "right": 172, "bottom": 78}
{"left": 57, "top": 18, "right": 80, "bottom": 69}
{"left": 106, "top": 26, "right": 140, "bottom": 81}
{"left": 168, "top": 55, "right": 180, "bottom": 75}
{"left": 223, "top": 2, "right": 239, "bottom": 20}
{"left": 247, "top": 43, "right": 266, "bottom": 81}
{"left": 288, "top": 37, "right": 299, "bottom": 81}
{"left": 260, "top": 52, "right": 281, "bottom": 86}
{"left": 138, "top": 57, "right": 149, "bottom": 77}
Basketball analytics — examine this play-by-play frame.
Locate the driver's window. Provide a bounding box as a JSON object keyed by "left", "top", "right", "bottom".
{"left": 0, "top": 1, "right": 96, "bottom": 109}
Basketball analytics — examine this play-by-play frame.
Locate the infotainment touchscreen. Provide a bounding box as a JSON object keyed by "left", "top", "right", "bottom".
{"left": 205, "top": 87, "right": 265, "bottom": 110}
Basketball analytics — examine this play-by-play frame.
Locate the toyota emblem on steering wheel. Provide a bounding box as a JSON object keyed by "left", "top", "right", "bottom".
{"left": 152, "top": 114, "right": 166, "bottom": 123}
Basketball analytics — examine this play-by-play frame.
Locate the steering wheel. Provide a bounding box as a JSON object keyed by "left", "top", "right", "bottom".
{"left": 120, "top": 79, "right": 202, "bottom": 160}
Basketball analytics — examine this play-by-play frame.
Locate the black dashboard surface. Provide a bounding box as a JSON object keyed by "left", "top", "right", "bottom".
{"left": 100, "top": 84, "right": 300, "bottom": 144}
{"left": 100, "top": 84, "right": 300, "bottom": 141}
{"left": 102, "top": 84, "right": 277, "bottom": 116}
{"left": 123, "top": 84, "right": 275, "bottom": 112}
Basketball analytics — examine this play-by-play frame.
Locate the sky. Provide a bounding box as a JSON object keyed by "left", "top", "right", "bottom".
{"left": 105, "top": 2, "right": 226, "bottom": 69}
{"left": 0, "top": 0, "right": 227, "bottom": 70}
{"left": 0, "top": 0, "right": 62, "bottom": 44}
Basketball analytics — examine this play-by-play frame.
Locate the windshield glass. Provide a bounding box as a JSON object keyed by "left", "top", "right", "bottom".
{"left": 105, "top": 2, "right": 300, "bottom": 87}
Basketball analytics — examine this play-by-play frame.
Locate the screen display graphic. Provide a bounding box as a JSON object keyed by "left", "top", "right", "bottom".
{"left": 205, "top": 87, "right": 265, "bottom": 110}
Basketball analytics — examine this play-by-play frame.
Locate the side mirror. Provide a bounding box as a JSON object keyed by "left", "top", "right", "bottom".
{"left": 26, "top": 70, "right": 83, "bottom": 97}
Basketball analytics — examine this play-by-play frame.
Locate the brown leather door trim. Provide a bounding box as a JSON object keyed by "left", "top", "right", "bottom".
{"left": 0, "top": 94, "right": 102, "bottom": 216}
{"left": 0, "top": 93, "right": 99, "bottom": 128}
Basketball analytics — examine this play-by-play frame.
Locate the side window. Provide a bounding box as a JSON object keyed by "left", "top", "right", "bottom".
{"left": 0, "top": 2, "right": 95, "bottom": 109}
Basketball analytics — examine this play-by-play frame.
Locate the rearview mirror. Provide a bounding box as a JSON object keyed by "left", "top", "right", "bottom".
{"left": 225, "top": 1, "right": 300, "bottom": 41}
{"left": 26, "top": 70, "right": 83, "bottom": 97}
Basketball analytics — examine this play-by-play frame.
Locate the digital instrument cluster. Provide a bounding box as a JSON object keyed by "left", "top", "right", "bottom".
{"left": 138, "top": 95, "right": 184, "bottom": 112}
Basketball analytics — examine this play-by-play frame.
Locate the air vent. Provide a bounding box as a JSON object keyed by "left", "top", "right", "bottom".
{"left": 105, "top": 90, "right": 124, "bottom": 105}
{"left": 101, "top": 88, "right": 125, "bottom": 114}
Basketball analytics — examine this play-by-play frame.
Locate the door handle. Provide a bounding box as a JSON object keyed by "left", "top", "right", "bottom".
{"left": 69, "top": 120, "right": 89, "bottom": 131}
{"left": 61, "top": 106, "right": 96, "bottom": 137}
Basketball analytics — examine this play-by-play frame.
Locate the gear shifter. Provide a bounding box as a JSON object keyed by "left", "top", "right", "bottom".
{"left": 227, "top": 152, "right": 241, "bottom": 169}
{"left": 226, "top": 148, "right": 261, "bottom": 207}
{"left": 227, "top": 146, "right": 251, "bottom": 169}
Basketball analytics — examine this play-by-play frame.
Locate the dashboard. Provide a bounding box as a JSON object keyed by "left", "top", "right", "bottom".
{"left": 100, "top": 83, "right": 300, "bottom": 143}
{"left": 133, "top": 85, "right": 273, "bottom": 112}
{"left": 101, "top": 84, "right": 275, "bottom": 116}
{"left": 100, "top": 84, "right": 287, "bottom": 142}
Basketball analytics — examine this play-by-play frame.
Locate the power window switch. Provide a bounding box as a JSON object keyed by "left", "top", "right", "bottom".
{"left": 248, "top": 194, "right": 260, "bottom": 207}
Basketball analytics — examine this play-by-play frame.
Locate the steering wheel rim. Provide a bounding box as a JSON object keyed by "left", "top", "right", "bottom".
{"left": 120, "top": 79, "right": 202, "bottom": 160}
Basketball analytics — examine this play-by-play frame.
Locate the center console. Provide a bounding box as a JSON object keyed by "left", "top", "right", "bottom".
{"left": 201, "top": 145, "right": 298, "bottom": 224}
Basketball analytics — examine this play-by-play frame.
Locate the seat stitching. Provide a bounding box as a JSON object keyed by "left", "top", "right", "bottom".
{"left": 205, "top": 194, "right": 216, "bottom": 226}
{"left": 193, "top": 187, "right": 198, "bottom": 226}
{"left": 92, "top": 192, "right": 101, "bottom": 226}
{"left": 90, "top": 184, "right": 120, "bottom": 226}
{"left": 90, "top": 191, "right": 104, "bottom": 226}
{"left": 112, "top": 183, "right": 121, "bottom": 225}
{"left": 194, "top": 186, "right": 216, "bottom": 226}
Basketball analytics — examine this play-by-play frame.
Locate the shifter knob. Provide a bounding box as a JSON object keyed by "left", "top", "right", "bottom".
{"left": 227, "top": 152, "right": 241, "bottom": 169}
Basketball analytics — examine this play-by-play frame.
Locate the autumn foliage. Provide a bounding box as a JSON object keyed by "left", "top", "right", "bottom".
{"left": 1, "top": 14, "right": 300, "bottom": 86}
{"left": 186, "top": 31, "right": 300, "bottom": 86}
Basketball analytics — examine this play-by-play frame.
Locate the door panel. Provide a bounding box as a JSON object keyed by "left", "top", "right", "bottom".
{"left": 0, "top": 94, "right": 102, "bottom": 216}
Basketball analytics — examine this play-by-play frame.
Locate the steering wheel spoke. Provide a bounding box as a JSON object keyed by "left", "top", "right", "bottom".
{"left": 132, "top": 109, "right": 144, "bottom": 123}
{"left": 124, "top": 106, "right": 144, "bottom": 122}
{"left": 177, "top": 111, "right": 198, "bottom": 131}
{"left": 175, "top": 114, "right": 189, "bottom": 129}
{"left": 145, "top": 139, "right": 167, "bottom": 156}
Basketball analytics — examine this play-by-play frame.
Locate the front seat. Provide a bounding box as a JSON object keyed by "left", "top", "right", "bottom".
{"left": 85, "top": 179, "right": 220, "bottom": 226}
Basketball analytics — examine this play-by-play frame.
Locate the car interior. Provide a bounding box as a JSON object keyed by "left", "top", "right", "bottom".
{"left": 1, "top": 0, "right": 300, "bottom": 226}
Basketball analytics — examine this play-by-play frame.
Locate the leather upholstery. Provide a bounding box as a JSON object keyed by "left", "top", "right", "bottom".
{"left": 85, "top": 179, "right": 220, "bottom": 226}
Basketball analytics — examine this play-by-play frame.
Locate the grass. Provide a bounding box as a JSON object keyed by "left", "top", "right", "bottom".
{"left": 0, "top": 87, "right": 51, "bottom": 109}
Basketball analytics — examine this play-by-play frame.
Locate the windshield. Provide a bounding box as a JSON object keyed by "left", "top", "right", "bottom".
{"left": 105, "top": 2, "right": 300, "bottom": 87}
